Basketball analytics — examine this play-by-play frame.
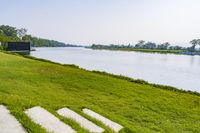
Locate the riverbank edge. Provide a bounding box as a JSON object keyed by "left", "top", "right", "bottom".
{"left": 2, "top": 50, "right": 200, "bottom": 97}
{"left": 88, "top": 47, "right": 200, "bottom": 56}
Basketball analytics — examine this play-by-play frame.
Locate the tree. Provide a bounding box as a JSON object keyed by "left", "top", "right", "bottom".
{"left": 189, "top": 39, "right": 199, "bottom": 52}
{"left": 0, "top": 29, "right": 3, "bottom": 35}
{"left": 173, "top": 46, "right": 183, "bottom": 50}
{"left": 143, "top": 42, "right": 156, "bottom": 49}
{"left": 197, "top": 39, "right": 200, "bottom": 48}
{"left": 17, "top": 28, "right": 27, "bottom": 39}
{"left": 138, "top": 40, "right": 145, "bottom": 44}
{"left": 157, "top": 42, "right": 170, "bottom": 50}
{"left": 135, "top": 40, "right": 145, "bottom": 48}
{"left": 0, "top": 25, "right": 18, "bottom": 38}
{"left": 163, "top": 42, "right": 170, "bottom": 49}
{"left": 22, "top": 34, "right": 32, "bottom": 41}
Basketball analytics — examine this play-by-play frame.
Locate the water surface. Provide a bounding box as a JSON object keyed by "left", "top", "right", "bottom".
{"left": 31, "top": 47, "right": 200, "bottom": 92}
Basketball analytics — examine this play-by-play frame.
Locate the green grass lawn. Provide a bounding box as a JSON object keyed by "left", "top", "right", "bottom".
{"left": 0, "top": 52, "right": 200, "bottom": 133}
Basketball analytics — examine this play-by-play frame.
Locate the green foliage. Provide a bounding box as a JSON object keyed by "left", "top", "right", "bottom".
{"left": 0, "top": 52, "right": 200, "bottom": 132}
{"left": 0, "top": 25, "right": 22, "bottom": 50}
{"left": 0, "top": 25, "right": 21, "bottom": 43}
{"left": 90, "top": 45, "right": 185, "bottom": 54}
{"left": 22, "top": 34, "right": 32, "bottom": 41}
{"left": 90, "top": 41, "right": 200, "bottom": 55}
{"left": 189, "top": 39, "right": 200, "bottom": 52}
{"left": 22, "top": 34, "right": 66, "bottom": 47}
{"left": 91, "top": 41, "right": 186, "bottom": 51}
{"left": 0, "top": 25, "right": 67, "bottom": 47}
{"left": 90, "top": 41, "right": 189, "bottom": 54}
{"left": 0, "top": 25, "right": 18, "bottom": 38}
{"left": 0, "top": 36, "right": 13, "bottom": 42}
{"left": 0, "top": 46, "right": 3, "bottom": 50}
{"left": 29, "top": 36, "right": 66, "bottom": 47}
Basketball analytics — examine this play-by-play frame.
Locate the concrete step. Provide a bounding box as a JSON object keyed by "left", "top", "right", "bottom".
{"left": 25, "top": 106, "right": 76, "bottom": 133}
{"left": 0, "top": 105, "right": 27, "bottom": 133}
{"left": 83, "top": 108, "right": 123, "bottom": 132}
{"left": 57, "top": 108, "right": 104, "bottom": 133}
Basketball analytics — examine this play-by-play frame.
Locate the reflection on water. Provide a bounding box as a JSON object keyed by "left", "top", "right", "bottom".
{"left": 31, "top": 47, "right": 200, "bottom": 92}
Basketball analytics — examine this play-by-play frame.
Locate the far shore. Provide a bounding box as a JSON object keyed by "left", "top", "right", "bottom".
{"left": 88, "top": 47, "right": 200, "bottom": 56}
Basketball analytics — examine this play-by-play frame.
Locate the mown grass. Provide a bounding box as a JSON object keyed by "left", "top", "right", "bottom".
{"left": 0, "top": 52, "right": 200, "bottom": 133}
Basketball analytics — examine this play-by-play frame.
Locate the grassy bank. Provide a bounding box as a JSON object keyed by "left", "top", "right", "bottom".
{"left": 0, "top": 52, "right": 200, "bottom": 133}
{"left": 90, "top": 47, "right": 186, "bottom": 54}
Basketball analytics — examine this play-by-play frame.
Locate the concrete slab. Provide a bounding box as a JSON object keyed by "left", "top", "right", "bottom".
{"left": 25, "top": 106, "right": 75, "bottom": 133}
{"left": 83, "top": 108, "right": 123, "bottom": 132}
{"left": 57, "top": 108, "right": 104, "bottom": 133}
{"left": 0, "top": 105, "right": 27, "bottom": 133}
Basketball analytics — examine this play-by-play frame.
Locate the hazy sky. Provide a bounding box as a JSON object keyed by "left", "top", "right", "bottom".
{"left": 1, "top": 0, "right": 200, "bottom": 46}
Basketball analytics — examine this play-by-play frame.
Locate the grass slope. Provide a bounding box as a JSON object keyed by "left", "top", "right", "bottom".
{"left": 0, "top": 52, "right": 199, "bottom": 133}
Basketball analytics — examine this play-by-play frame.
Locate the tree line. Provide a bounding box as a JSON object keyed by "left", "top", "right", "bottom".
{"left": 133, "top": 41, "right": 184, "bottom": 50}
{"left": 0, "top": 25, "right": 66, "bottom": 47}
{"left": 91, "top": 40, "right": 200, "bottom": 52}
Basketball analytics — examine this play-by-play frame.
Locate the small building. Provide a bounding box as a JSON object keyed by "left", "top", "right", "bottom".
{"left": 1, "top": 41, "right": 31, "bottom": 54}
{"left": 6, "top": 42, "right": 30, "bottom": 51}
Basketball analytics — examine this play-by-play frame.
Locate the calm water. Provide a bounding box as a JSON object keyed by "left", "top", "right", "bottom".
{"left": 31, "top": 47, "right": 200, "bottom": 92}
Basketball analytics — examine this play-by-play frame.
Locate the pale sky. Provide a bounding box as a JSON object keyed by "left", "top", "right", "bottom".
{"left": 1, "top": 0, "right": 200, "bottom": 46}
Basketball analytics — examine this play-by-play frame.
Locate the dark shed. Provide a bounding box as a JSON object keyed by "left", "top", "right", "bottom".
{"left": 6, "top": 42, "right": 30, "bottom": 51}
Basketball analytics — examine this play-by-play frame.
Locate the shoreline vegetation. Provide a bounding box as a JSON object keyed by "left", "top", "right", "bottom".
{"left": 0, "top": 25, "right": 80, "bottom": 48}
{"left": 0, "top": 51, "right": 200, "bottom": 132}
{"left": 90, "top": 47, "right": 186, "bottom": 54}
{"left": 89, "top": 40, "right": 200, "bottom": 55}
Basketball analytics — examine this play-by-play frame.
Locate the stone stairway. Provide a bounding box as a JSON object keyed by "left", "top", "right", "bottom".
{"left": 0, "top": 105, "right": 123, "bottom": 133}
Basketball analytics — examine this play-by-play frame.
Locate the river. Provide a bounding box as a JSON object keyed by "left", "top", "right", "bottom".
{"left": 30, "top": 47, "right": 200, "bottom": 92}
